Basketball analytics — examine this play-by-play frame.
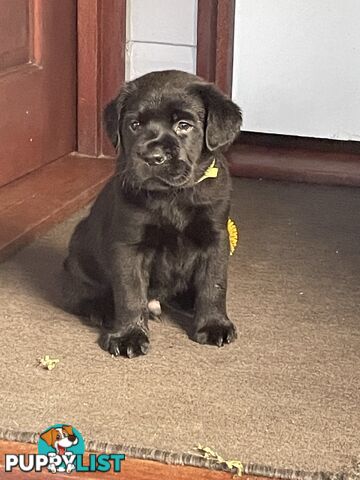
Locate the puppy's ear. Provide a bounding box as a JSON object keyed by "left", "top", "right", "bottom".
{"left": 104, "top": 98, "right": 120, "bottom": 150}
{"left": 104, "top": 84, "right": 132, "bottom": 151}
{"left": 190, "top": 83, "right": 242, "bottom": 151}
{"left": 62, "top": 425, "right": 74, "bottom": 436}
{"left": 40, "top": 428, "right": 57, "bottom": 446}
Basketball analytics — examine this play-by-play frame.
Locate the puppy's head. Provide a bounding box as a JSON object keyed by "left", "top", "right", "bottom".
{"left": 40, "top": 426, "right": 78, "bottom": 450}
{"left": 104, "top": 70, "right": 242, "bottom": 190}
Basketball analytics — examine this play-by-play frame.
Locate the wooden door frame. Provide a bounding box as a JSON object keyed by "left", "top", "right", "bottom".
{"left": 77, "top": 0, "right": 126, "bottom": 158}
{"left": 196, "top": 0, "right": 235, "bottom": 96}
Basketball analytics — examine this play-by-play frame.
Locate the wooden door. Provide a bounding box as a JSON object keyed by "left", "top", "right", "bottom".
{"left": 0, "top": 0, "right": 76, "bottom": 188}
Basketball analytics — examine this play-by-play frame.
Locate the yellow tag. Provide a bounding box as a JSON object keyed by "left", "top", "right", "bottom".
{"left": 227, "top": 218, "right": 238, "bottom": 255}
{"left": 196, "top": 159, "right": 219, "bottom": 183}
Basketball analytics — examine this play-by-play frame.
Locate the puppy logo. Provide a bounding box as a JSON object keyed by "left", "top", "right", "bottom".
{"left": 38, "top": 424, "right": 84, "bottom": 473}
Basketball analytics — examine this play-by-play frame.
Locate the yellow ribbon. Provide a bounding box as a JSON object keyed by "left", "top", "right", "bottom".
{"left": 195, "top": 160, "right": 238, "bottom": 255}
{"left": 227, "top": 218, "right": 238, "bottom": 255}
{"left": 196, "top": 159, "right": 219, "bottom": 183}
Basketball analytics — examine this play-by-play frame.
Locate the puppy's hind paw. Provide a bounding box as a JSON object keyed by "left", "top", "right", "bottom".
{"left": 100, "top": 328, "right": 150, "bottom": 358}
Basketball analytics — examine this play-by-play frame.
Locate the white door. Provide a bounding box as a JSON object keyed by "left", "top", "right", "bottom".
{"left": 232, "top": 0, "right": 360, "bottom": 141}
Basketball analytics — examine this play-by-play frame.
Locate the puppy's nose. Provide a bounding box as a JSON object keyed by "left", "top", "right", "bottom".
{"left": 143, "top": 152, "right": 167, "bottom": 166}
{"left": 152, "top": 153, "right": 166, "bottom": 165}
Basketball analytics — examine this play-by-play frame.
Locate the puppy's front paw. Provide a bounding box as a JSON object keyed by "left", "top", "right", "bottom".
{"left": 100, "top": 328, "right": 150, "bottom": 358}
{"left": 193, "top": 319, "right": 237, "bottom": 347}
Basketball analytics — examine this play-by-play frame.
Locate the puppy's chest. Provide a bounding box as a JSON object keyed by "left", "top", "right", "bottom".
{"left": 142, "top": 204, "right": 217, "bottom": 251}
{"left": 151, "top": 200, "right": 190, "bottom": 231}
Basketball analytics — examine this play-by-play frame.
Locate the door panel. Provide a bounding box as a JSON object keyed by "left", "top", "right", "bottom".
{"left": 0, "top": 0, "right": 76, "bottom": 188}
{"left": 0, "top": 0, "right": 30, "bottom": 70}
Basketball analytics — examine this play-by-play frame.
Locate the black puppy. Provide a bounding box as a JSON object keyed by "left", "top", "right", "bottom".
{"left": 63, "top": 70, "right": 242, "bottom": 358}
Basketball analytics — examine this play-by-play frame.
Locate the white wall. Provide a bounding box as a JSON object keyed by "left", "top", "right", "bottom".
{"left": 232, "top": 0, "right": 360, "bottom": 141}
{"left": 126, "top": 0, "right": 197, "bottom": 80}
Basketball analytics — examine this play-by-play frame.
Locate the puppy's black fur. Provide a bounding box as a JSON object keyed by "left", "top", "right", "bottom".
{"left": 63, "top": 70, "right": 242, "bottom": 358}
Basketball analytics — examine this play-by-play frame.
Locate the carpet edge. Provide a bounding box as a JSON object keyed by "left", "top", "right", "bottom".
{"left": 0, "top": 428, "right": 355, "bottom": 480}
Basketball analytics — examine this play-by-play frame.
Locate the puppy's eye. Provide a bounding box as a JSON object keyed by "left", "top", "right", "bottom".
{"left": 130, "top": 120, "right": 141, "bottom": 132}
{"left": 175, "top": 121, "right": 193, "bottom": 134}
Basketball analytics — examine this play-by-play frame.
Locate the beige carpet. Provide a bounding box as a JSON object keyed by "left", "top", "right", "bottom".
{"left": 0, "top": 178, "right": 359, "bottom": 478}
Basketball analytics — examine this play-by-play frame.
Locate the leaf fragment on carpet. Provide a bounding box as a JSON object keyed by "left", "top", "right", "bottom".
{"left": 38, "top": 355, "right": 60, "bottom": 370}
{"left": 195, "top": 445, "right": 244, "bottom": 477}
